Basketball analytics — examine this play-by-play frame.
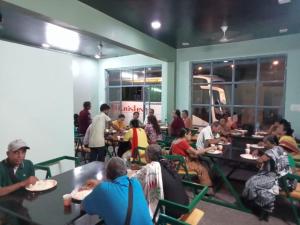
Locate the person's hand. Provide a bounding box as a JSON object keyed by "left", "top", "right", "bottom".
{"left": 80, "top": 179, "right": 100, "bottom": 190}
{"left": 22, "top": 176, "right": 38, "bottom": 187}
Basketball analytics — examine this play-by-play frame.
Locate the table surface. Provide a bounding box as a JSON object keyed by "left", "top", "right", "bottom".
{"left": 0, "top": 162, "right": 105, "bottom": 225}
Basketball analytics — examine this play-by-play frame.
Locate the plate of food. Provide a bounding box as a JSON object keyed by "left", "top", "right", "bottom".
{"left": 252, "top": 134, "right": 264, "bottom": 139}
{"left": 236, "top": 129, "right": 248, "bottom": 134}
{"left": 26, "top": 179, "right": 57, "bottom": 192}
{"left": 71, "top": 189, "right": 92, "bottom": 201}
{"left": 231, "top": 132, "right": 242, "bottom": 136}
{"left": 250, "top": 144, "right": 265, "bottom": 149}
{"left": 240, "top": 154, "right": 258, "bottom": 160}
{"left": 207, "top": 149, "right": 222, "bottom": 154}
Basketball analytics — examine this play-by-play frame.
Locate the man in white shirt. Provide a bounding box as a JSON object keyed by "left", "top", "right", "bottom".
{"left": 88, "top": 104, "right": 111, "bottom": 162}
{"left": 196, "top": 121, "right": 225, "bottom": 149}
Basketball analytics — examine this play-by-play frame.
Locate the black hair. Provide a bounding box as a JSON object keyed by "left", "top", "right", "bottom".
{"left": 178, "top": 128, "right": 190, "bottom": 138}
{"left": 148, "top": 115, "right": 161, "bottom": 134}
{"left": 118, "top": 114, "right": 125, "bottom": 119}
{"left": 182, "top": 110, "right": 189, "bottom": 116}
{"left": 211, "top": 121, "right": 220, "bottom": 127}
{"left": 130, "top": 119, "right": 140, "bottom": 128}
{"left": 100, "top": 103, "right": 110, "bottom": 112}
{"left": 83, "top": 101, "right": 91, "bottom": 109}
{"left": 175, "top": 109, "right": 181, "bottom": 117}
{"left": 264, "top": 135, "right": 279, "bottom": 145}
{"left": 133, "top": 111, "right": 139, "bottom": 116}
{"left": 279, "top": 119, "right": 294, "bottom": 136}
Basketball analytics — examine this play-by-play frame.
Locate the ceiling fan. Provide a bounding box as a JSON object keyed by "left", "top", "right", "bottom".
{"left": 220, "top": 25, "right": 231, "bottom": 43}
{"left": 94, "top": 42, "right": 103, "bottom": 59}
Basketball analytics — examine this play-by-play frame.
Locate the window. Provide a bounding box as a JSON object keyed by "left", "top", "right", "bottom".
{"left": 106, "top": 66, "right": 162, "bottom": 124}
{"left": 191, "top": 55, "right": 286, "bottom": 129}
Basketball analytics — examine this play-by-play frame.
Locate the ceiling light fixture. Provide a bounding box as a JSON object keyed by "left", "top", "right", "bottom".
{"left": 231, "top": 64, "right": 235, "bottom": 68}
{"left": 273, "top": 60, "right": 279, "bottom": 65}
{"left": 224, "top": 60, "right": 228, "bottom": 63}
{"left": 198, "top": 66, "right": 203, "bottom": 71}
{"left": 278, "top": 0, "right": 291, "bottom": 4}
{"left": 42, "top": 43, "right": 50, "bottom": 48}
{"left": 279, "top": 28, "right": 288, "bottom": 33}
{"left": 182, "top": 42, "right": 190, "bottom": 46}
{"left": 151, "top": 20, "right": 161, "bottom": 30}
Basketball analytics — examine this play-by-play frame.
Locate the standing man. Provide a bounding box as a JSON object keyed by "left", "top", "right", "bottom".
{"left": 130, "top": 112, "right": 143, "bottom": 128}
{"left": 88, "top": 104, "right": 111, "bottom": 162}
{"left": 78, "top": 101, "right": 92, "bottom": 135}
{"left": 0, "top": 139, "right": 38, "bottom": 197}
{"left": 144, "top": 108, "right": 155, "bottom": 125}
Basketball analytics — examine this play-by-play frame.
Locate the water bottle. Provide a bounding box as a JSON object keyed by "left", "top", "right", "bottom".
{"left": 255, "top": 122, "right": 260, "bottom": 133}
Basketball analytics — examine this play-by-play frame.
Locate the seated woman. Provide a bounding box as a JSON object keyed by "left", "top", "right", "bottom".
{"left": 276, "top": 119, "right": 299, "bottom": 155}
{"left": 169, "top": 110, "right": 185, "bottom": 137}
{"left": 134, "top": 144, "right": 189, "bottom": 218}
{"left": 145, "top": 115, "right": 162, "bottom": 144}
{"left": 121, "top": 119, "right": 149, "bottom": 162}
{"left": 111, "top": 114, "right": 126, "bottom": 133}
{"left": 171, "top": 128, "right": 213, "bottom": 187}
{"left": 242, "top": 135, "right": 292, "bottom": 221}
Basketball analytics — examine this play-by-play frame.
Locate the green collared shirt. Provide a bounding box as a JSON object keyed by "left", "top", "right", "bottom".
{"left": 0, "top": 159, "right": 35, "bottom": 187}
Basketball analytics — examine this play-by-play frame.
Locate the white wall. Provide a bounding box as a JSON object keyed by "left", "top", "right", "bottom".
{"left": 72, "top": 57, "right": 99, "bottom": 117}
{"left": 0, "top": 40, "right": 75, "bottom": 175}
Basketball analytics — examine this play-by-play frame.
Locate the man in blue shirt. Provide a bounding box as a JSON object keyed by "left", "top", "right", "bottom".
{"left": 82, "top": 157, "right": 153, "bottom": 225}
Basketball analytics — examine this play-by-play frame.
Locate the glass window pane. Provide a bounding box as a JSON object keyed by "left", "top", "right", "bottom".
{"left": 192, "top": 63, "right": 211, "bottom": 83}
{"left": 212, "top": 105, "right": 231, "bottom": 121}
{"left": 145, "top": 67, "right": 162, "bottom": 84}
{"left": 211, "top": 83, "right": 232, "bottom": 105}
{"left": 108, "top": 88, "right": 121, "bottom": 101}
{"left": 192, "top": 106, "right": 210, "bottom": 124}
{"left": 121, "top": 69, "right": 133, "bottom": 85}
{"left": 257, "top": 108, "right": 283, "bottom": 131}
{"left": 260, "top": 56, "right": 285, "bottom": 81}
{"left": 258, "top": 83, "right": 284, "bottom": 107}
{"left": 235, "top": 59, "right": 257, "bottom": 82}
{"left": 150, "top": 86, "right": 162, "bottom": 102}
{"left": 212, "top": 61, "right": 233, "bottom": 82}
{"left": 107, "top": 70, "right": 120, "bottom": 86}
{"left": 122, "top": 86, "right": 143, "bottom": 101}
{"left": 192, "top": 84, "right": 211, "bottom": 104}
{"left": 133, "top": 68, "right": 145, "bottom": 85}
{"left": 233, "top": 107, "right": 255, "bottom": 128}
{"left": 234, "top": 83, "right": 256, "bottom": 105}
{"left": 109, "top": 102, "right": 121, "bottom": 120}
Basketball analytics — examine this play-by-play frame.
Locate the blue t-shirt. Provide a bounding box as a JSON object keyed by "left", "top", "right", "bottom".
{"left": 82, "top": 175, "right": 153, "bottom": 225}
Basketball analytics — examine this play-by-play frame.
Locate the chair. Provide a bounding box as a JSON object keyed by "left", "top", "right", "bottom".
{"left": 154, "top": 180, "right": 208, "bottom": 225}
{"left": 163, "top": 155, "right": 197, "bottom": 181}
{"left": 34, "top": 156, "right": 80, "bottom": 179}
{"left": 131, "top": 146, "right": 147, "bottom": 165}
{"left": 280, "top": 154, "right": 300, "bottom": 225}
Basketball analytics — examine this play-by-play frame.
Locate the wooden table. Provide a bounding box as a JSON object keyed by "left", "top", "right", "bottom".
{"left": 0, "top": 162, "right": 105, "bottom": 225}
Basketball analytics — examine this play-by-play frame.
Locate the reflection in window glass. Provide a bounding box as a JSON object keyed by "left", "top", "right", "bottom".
{"left": 234, "top": 83, "right": 256, "bottom": 105}
{"left": 235, "top": 59, "right": 257, "bottom": 82}
{"left": 109, "top": 101, "right": 121, "bottom": 120}
{"left": 192, "top": 106, "right": 210, "bottom": 123}
{"left": 212, "top": 61, "right": 233, "bottom": 82}
{"left": 133, "top": 68, "right": 145, "bottom": 85}
{"left": 192, "top": 84, "right": 211, "bottom": 104}
{"left": 107, "top": 70, "right": 120, "bottom": 86}
{"left": 122, "top": 87, "right": 143, "bottom": 101}
{"left": 121, "top": 70, "right": 133, "bottom": 85}
{"left": 212, "top": 106, "right": 231, "bottom": 120}
{"left": 109, "top": 88, "right": 121, "bottom": 101}
{"left": 233, "top": 107, "right": 255, "bottom": 129}
{"left": 258, "top": 83, "right": 284, "bottom": 107}
{"left": 260, "top": 57, "right": 285, "bottom": 81}
{"left": 257, "top": 108, "right": 283, "bottom": 130}
{"left": 212, "top": 83, "right": 232, "bottom": 105}
{"left": 145, "top": 67, "right": 162, "bottom": 84}
{"left": 150, "top": 86, "right": 162, "bottom": 102}
{"left": 192, "top": 63, "right": 211, "bottom": 83}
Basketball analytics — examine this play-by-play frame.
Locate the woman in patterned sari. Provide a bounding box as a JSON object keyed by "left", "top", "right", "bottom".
{"left": 276, "top": 119, "right": 299, "bottom": 155}
{"left": 242, "top": 135, "right": 291, "bottom": 221}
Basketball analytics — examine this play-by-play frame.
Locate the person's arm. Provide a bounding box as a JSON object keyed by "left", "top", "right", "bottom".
{"left": 82, "top": 186, "right": 103, "bottom": 215}
{"left": 123, "top": 129, "right": 132, "bottom": 142}
{"left": 0, "top": 176, "right": 38, "bottom": 197}
{"left": 111, "top": 122, "right": 121, "bottom": 132}
{"left": 80, "top": 179, "right": 101, "bottom": 190}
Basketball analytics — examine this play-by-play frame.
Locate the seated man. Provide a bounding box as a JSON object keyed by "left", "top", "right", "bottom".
{"left": 196, "top": 121, "right": 226, "bottom": 149}
{"left": 112, "top": 114, "right": 126, "bottom": 132}
{"left": 0, "top": 139, "right": 38, "bottom": 196}
{"left": 82, "top": 157, "right": 153, "bottom": 225}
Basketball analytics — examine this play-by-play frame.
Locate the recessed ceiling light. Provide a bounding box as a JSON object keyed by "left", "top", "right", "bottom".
{"left": 279, "top": 28, "right": 288, "bottom": 33}
{"left": 182, "top": 42, "right": 190, "bottom": 46}
{"left": 147, "top": 67, "right": 151, "bottom": 71}
{"left": 198, "top": 66, "right": 203, "bottom": 71}
{"left": 278, "top": 0, "right": 291, "bottom": 4}
{"left": 42, "top": 43, "right": 50, "bottom": 48}
{"left": 223, "top": 60, "right": 228, "bottom": 63}
{"left": 273, "top": 60, "right": 279, "bottom": 65}
{"left": 231, "top": 64, "right": 235, "bottom": 68}
{"left": 94, "top": 54, "right": 100, "bottom": 59}
{"left": 151, "top": 20, "right": 161, "bottom": 30}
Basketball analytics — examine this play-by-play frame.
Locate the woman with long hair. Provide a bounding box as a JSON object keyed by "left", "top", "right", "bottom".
{"left": 145, "top": 115, "right": 162, "bottom": 144}
{"left": 276, "top": 119, "right": 299, "bottom": 154}
{"left": 169, "top": 110, "right": 185, "bottom": 137}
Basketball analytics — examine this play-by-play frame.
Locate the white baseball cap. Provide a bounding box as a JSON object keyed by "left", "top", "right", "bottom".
{"left": 7, "top": 139, "right": 30, "bottom": 152}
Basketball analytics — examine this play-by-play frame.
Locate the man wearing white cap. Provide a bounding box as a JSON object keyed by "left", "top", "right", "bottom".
{"left": 0, "top": 139, "right": 38, "bottom": 196}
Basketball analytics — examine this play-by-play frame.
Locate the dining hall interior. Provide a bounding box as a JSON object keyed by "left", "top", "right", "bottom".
{"left": 0, "top": 0, "right": 300, "bottom": 225}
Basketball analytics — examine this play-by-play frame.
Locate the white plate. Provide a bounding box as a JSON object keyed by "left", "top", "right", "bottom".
{"left": 252, "top": 135, "right": 264, "bottom": 139}
{"left": 240, "top": 154, "right": 258, "bottom": 160}
{"left": 250, "top": 144, "right": 265, "bottom": 149}
{"left": 26, "top": 179, "right": 57, "bottom": 192}
{"left": 236, "top": 129, "right": 248, "bottom": 133}
{"left": 231, "top": 132, "right": 242, "bottom": 136}
{"left": 71, "top": 189, "right": 92, "bottom": 201}
{"left": 219, "top": 142, "right": 231, "bottom": 145}
{"left": 207, "top": 150, "right": 223, "bottom": 154}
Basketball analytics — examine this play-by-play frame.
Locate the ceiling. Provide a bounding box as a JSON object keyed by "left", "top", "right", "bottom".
{"left": 0, "top": 1, "right": 135, "bottom": 59}
{"left": 80, "top": 0, "right": 300, "bottom": 48}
